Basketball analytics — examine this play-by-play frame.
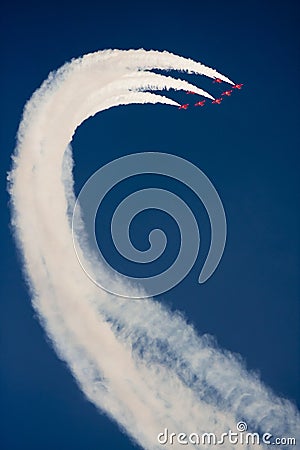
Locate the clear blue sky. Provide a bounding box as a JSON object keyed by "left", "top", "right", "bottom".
{"left": 1, "top": 1, "right": 299, "bottom": 449}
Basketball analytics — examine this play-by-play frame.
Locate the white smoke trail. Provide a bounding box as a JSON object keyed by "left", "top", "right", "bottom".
{"left": 9, "top": 49, "right": 299, "bottom": 449}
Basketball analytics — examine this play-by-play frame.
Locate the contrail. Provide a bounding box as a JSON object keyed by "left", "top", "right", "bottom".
{"left": 9, "top": 49, "right": 299, "bottom": 449}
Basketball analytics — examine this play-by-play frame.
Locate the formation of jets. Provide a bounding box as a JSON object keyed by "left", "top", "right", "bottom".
{"left": 178, "top": 79, "right": 244, "bottom": 109}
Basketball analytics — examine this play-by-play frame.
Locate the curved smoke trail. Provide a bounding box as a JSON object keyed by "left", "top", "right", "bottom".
{"left": 9, "top": 49, "right": 299, "bottom": 449}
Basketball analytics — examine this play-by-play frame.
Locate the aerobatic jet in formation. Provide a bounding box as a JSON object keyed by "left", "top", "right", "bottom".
{"left": 186, "top": 91, "right": 196, "bottom": 94}
{"left": 222, "top": 90, "right": 233, "bottom": 96}
{"left": 213, "top": 78, "right": 223, "bottom": 83}
{"left": 232, "top": 83, "right": 244, "bottom": 89}
{"left": 194, "top": 100, "right": 206, "bottom": 107}
{"left": 178, "top": 104, "right": 189, "bottom": 110}
{"left": 212, "top": 98, "right": 223, "bottom": 104}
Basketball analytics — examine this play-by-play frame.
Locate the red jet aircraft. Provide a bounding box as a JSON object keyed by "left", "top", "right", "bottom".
{"left": 212, "top": 98, "right": 222, "bottom": 105}
{"left": 178, "top": 104, "right": 189, "bottom": 110}
{"left": 232, "top": 83, "right": 244, "bottom": 89}
{"left": 195, "top": 100, "right": 206, "bottom": 107}
{"left": 222, "top": 90, "right": 233, "bottom": 96}
{"left": 213, "top": 78, "right": 222, "bottom": 83}
{"left": 186, "top": 91, "right": 196, "bottom": 94}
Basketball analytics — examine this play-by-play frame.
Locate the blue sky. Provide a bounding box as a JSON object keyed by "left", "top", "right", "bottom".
{"left": 1, "top": 1, "right": 299, "bottom": 449}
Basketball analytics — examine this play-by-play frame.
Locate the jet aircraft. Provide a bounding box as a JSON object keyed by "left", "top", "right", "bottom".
{"left": 232, "top": 83, "right": 244, "bottom": 89}
{"left": 222, "top": 90, "right": 233, "bottom": 96}
{"left": 194, "top": 100, "right": 206, "bottom": 107}
{"left": 212, "top": 98, "right": 222, "bottom": 104}
{"left": 178, "top": 104, "right": 189, "bottom": 110}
